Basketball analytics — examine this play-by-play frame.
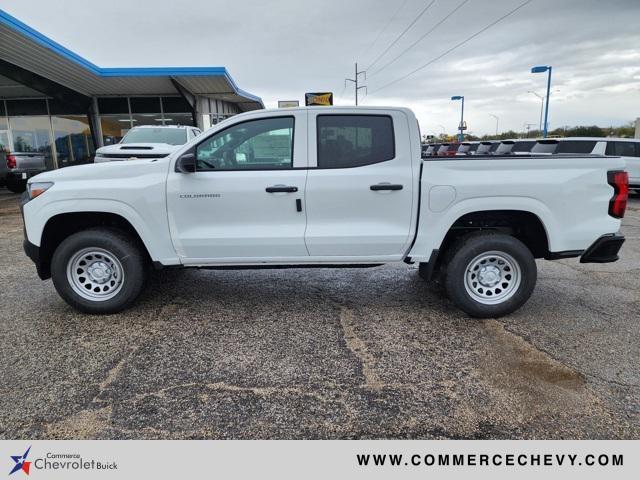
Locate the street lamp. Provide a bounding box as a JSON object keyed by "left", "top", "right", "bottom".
{"left": 451, "top": 95, "right": 464, "bottom": 141}
{"left": 488, "top": 114, "right": 499, "bottom": 137}
{"left": 530, "top": 65, "right": 552, "bottom": 137}
{"left": 527, "top": 91, "right": 544, "bottom": 133}
{"left": 528, "top": 89, "right": 560, "bottom": 135}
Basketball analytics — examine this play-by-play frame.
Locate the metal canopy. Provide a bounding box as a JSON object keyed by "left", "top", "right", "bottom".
{"left": 0, "top": 9, "right": 263, "bottom": 111}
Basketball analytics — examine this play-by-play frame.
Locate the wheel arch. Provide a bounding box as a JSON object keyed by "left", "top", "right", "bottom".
{"left": 427, "top": 209, "right": 550, "bottom": 280}
{"left": 38, "top": 212, "right": 152, "bottom": 279}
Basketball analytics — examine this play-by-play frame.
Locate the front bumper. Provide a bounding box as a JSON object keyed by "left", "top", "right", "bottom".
{"left": 20, "top": 194, "right": 50, "bottom": 280}
{"left": 580, "top": 233, "right": 625, "bottom": 263}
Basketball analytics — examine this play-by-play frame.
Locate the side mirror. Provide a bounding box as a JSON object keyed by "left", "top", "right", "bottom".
{"left": 175, "top": 152, "right": 196, "bottom": 173}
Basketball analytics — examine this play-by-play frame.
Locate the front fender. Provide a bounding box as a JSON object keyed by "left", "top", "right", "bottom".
{"left": 23, "top": 198, "right": 180, "bottom": 265}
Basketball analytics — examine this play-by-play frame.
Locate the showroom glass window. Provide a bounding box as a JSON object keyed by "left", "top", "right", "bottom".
{"left": 98, "top": 96, "right": 194, "bottom": 144}
{"left": 0, "top": 102, "right": 9, "bottom": 153}
{"left": 316, "top": 115, "right": 395, "bottom": 168}
{"left": 98, "top": 97, "right": 131, "bottom": 145}
{"left": 196, "top": 117, "right": 294, "bottom": 171}
{"left": 161, "top": 97, "right": 194, "bottom": 127}
{"left": 49, "top": 99, "right": 95, "bottom": 167}
{"left": 6, "top": 99, "right": 55, "bottom": 170}
{"left": 130, "top": 97, "right": 163, "bottom": 128}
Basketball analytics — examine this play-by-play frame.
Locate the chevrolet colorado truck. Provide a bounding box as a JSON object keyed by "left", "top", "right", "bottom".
{"left": 21, "top": 107, "right": 628, "bottom": 318}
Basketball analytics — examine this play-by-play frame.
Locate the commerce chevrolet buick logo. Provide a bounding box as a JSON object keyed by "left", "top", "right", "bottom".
{"left": 8, "top": 446, "right": 31, "bottom": 476}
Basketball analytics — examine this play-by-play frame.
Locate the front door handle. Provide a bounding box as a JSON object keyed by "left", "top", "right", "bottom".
{"left": 266, "top": 185, "right": 298, "bottom": 193}
{"left": 370, "top": 183, "right": 403, "bottom": 191}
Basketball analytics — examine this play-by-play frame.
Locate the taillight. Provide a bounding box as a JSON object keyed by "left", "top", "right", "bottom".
{"left": 607, "top": 170, "right": 628, "bottom": 219}
{"left": 6, "top": 154, "right": 16, "bottom": 169}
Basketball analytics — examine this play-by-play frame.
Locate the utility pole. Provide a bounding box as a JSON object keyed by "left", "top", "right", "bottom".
{"left": 523, "top": 122, "right": 536, "bottom": 138}
{"left": 345, "top": 63, "right": 367, "bottom": 106}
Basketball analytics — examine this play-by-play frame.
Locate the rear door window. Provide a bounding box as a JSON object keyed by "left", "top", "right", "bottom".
{"left": 317, "top": 115, "right": 395, "bottom": 168}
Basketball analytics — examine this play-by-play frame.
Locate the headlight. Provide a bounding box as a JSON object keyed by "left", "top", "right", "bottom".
{"left": 27, "top": 182, "right": 54, "bottom": 200}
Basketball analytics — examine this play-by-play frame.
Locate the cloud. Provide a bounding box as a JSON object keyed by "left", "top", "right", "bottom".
{"left": 2, "top": 0, "right": 639, "bottom": 134}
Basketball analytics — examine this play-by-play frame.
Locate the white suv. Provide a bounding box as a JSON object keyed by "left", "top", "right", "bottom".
{"left": 94, "top": 125, "right": 201, "bottom": 163}
{"left": 531, "top": 137, "right": 640, "bottom": 190}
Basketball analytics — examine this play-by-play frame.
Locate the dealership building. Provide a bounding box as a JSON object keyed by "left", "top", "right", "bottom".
{"left": 0, "top": 9, "right": 263, "bottom": 171}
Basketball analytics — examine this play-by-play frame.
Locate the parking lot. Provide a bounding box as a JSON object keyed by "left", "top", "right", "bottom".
{"left": 0, "top": 188, "right": 638, "bottom": 439}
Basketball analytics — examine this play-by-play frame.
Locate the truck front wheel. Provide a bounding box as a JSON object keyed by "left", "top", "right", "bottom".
{"left": 443, "top": 232, "right": 537, "bottom": 318}
{"left": 5, "top": 176, "right": 27, "bottom": 193}
{"left": 51, "top": 228, "right": 147, "bottom": 314}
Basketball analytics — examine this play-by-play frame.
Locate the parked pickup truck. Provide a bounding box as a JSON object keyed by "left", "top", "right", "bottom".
{"left": 4, "top": 151, "right": 47, "bottom": 193}
{"left": 21, "top": 107, "right": 628, "bottom": 318}
{"left": 94, "top": 125, "right": 201, "bottom": 163}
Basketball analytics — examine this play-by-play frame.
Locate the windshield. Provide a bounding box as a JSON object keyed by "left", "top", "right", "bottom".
{"left": 121, "top": 128, "right": 187, "bottom": 145}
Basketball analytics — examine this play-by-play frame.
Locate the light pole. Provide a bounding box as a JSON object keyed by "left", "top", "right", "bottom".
{"left": 527, "top": 91, "right": 544, "bottom": 133}
{"left": 451, "top": 95, "right": 464, "bottom": 141}
{"left": 489, "top": 114, "right": 499, "bottom": 137}
{"left": 530, "top": 65, "right": 552, "bottom": 137}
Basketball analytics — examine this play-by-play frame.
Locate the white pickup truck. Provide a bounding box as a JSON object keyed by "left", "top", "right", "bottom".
{"left": 21, "top": 107, "right": 628, "bottom": 318}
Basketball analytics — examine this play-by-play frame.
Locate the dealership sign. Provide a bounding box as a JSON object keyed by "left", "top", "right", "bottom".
{"left": 278, "top": 100, "right": 299, "bottom": 108}
{"left": 305, "top": 92, "right": 333, "bottom": 106}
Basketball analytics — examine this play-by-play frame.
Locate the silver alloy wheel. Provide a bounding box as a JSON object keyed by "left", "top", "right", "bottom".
{"left": 463, "top": 250, "right": 521, "bottom": 305}
{"left": 66, "top": 247, "right": 124, "bottom": 301}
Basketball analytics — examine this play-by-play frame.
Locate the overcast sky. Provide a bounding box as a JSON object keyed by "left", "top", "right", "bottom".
{"left": 3, "top": 0, "right": 639, "bottom": 135}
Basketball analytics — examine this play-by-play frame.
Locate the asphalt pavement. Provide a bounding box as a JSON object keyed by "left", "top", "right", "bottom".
{"left": 0, "top": 189, "right": 638, "bottom": 439}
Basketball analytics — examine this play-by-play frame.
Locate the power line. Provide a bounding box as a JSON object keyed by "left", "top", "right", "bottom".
{"left": 369, "top": 0, "right": 472, "bottom": 79}
{"left": 369, "top": 0, "right": 534, "bottom": 95}
{"left": 359, "top": 0, "right": 409, "bottom": 62}
{"left": 365, "top": 0, "right": 437, "bottom": 72}
{"left": 336, "top": 82, "right": 349, "bottom": 103}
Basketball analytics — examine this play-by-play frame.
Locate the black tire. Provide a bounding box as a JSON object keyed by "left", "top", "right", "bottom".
{"left": 417, "top": 262, "right": 431, "bottom": 281}
{"left": 51, "top": 228, "right": 147, "bottom": 314}
{"left": 443, "top": 232, "right": 537, "bottom": 318}
{"left": 5, "top": 177, "right": 26, "bottom": 193}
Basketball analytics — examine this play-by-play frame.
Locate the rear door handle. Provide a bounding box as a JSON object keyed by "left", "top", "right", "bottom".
{"left": 370, "top": 183, "right": 403, "bottom": 191}
{"left": 266, "top": 185, "right": 298, "bottom": 193}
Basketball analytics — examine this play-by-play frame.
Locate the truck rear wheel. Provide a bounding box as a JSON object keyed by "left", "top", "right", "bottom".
{"left": 51, "top": 228, "right": 147, "bottom": 314}
{"left": 443, "top": 232, "right": 536, "bottom": 318}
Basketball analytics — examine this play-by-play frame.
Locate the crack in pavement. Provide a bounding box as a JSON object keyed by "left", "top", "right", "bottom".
{"left": 93, "top": 346, "right": 140, "bottom": 404}
{"left": 338, "top": 306, "right": 383, "bottom": 390}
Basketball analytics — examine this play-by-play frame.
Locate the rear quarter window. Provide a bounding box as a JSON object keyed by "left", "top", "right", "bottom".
{"left": 317, "top": 115, "right": 395, "bottom": 168}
